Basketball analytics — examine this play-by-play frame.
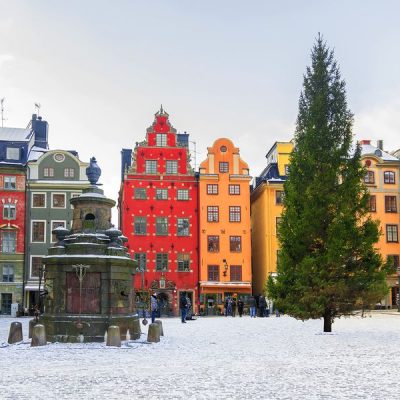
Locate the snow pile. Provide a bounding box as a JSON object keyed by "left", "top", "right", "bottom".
{"left": 1, "top": 313, "right": 400, "bottom": 399}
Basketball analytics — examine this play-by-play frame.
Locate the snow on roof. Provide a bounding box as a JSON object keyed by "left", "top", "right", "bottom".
{"left": 361, "top": 144, "right": 399, "bottom": 162}
{"left": 0, "top": 127, "right": 33, "bottom": 141}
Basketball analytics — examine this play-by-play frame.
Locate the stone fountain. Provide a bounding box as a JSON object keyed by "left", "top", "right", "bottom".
{"left": 41, "top": 157, "right": 138, "bottom": 342}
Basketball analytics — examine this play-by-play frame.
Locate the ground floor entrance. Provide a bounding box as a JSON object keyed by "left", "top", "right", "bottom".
{"left": 1, "top": 293, "right": 12, "bottom": 315}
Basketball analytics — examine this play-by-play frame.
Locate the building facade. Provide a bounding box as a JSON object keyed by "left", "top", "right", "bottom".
{"left": 198, "top": 138, "right": 252, "bottom": 315}
{"left": 0, "top": 114, "right": 48, "bottom": 314}
{"left": 25, "top": 149, "right": 89, "bottom": 312}
{"left": 119, "top": 108, "right": 198, "bottom": 316}
{"left": 250, "top": 141, "right": 293, "bottom": 296}
{"left": 360, "top": 140, "right": 400, "bottom": 308}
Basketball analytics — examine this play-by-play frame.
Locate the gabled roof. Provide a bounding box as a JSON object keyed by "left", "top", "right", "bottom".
{"left": 0, "top": 127, "right": 33, "bottom": 141}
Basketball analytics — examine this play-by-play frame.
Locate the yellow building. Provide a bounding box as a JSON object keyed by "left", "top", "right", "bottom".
{"left": 250, "top": 142, "right": 293, "bottom": 296}
{"left": 199, "top": 138, "right": 252, "bottom": 315}
{"left": 360, "top": 140, "right": 400, "bottom": 308}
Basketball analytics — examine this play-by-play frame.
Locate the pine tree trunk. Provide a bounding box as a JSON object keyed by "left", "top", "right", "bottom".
{"left": 323, "top": 311, "right": 332, "bottom": 332}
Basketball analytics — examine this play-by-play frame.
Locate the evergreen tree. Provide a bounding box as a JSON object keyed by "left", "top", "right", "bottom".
{"left": 267, "top": 35, "right": 392, "bottom": 332}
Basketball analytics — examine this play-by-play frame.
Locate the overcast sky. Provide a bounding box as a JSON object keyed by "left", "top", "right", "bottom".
{"left": 1, "top": 1, "right": 399, "bottom": 224}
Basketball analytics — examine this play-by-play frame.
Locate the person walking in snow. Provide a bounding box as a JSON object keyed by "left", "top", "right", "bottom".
{"left": 238, "top": 298, "right": 244, "bottom": 317}
{"left": 225, "top": 297, "right": 230, "bottom": 317}
{"left": 259, "top": 295, "right": 266, "bottom": 317}
{"left": 249, "top": 296, "right": 257, "bottom": 318}
{"left": 231, "top": 297, "right": 237, "bottom": 317}
{"left": 180, "top": 293, "right": 188, "bottom": 323}
{"left": 150, "top": 293, "right": 158, "bottom": 323}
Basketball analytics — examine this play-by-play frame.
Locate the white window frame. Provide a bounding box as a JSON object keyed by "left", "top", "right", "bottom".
{"left": 31, "top": 220, "right": 46, "bottom": 243}
{"left": 156, "top": 189, "right": 168, "bottom": 200}
{"left": 51, "top": 192, "right": 66, "bottom": 209}
{"left": 166, "top": 160, "right": 178, "bottom": 175}
{"left": 43, "top": 167, "right": 55, "bottom": 177}
{"left": 3, "top": 204, "right": 16, "bottom": 220}
{"left": 32, "top": 192, "right": 47, "bottom": 208}
{"left": 156, "top": 133, "right": 167, "bottom": 147}
{"left": 4, "top": 176, "right": 16, "bottom": 190}
{"left": 51, "top": 220, "right": 66, "bottom": 243}
{"left": 64, "top": 168, "right": 75, "bottom": 178}
{"left": 177, "top": 189, "right": 189, "bottom": 200}
{"left": 6, "top": 147, "right": 20, "bottom": 160}
{"left": 145, "top": 160, "right": 157, "bottom": 174}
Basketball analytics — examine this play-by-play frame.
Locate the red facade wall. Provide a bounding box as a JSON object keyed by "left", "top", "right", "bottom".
{"left": 120, "top": 110, "right": 198, "bottom": 315}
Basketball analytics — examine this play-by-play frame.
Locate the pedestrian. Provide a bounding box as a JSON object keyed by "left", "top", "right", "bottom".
{"left": 259, "top": 295, "right": 266, "bottom": 317}
{"left": 180, "top": 293, "right": 188, "bottom": 323}
{"left": 186, "top": 296, "right": 193, "bottom": 320}
{"left": 225, "top": 297, "right": 229, "bottom": 317}
{"left": 227, "top": 297, "right": 233, "bottom": 317}
{"left": 249, "top": 296, "right": 257, "bottom": 318}
{"left": 237, "top": 298, "right": 244, "bottom": 317}
{"left": 231, "top": 297, "right": 237, "bottom": 317}
{"left": 150, "top": 293, "right": 158, "bottom": 324}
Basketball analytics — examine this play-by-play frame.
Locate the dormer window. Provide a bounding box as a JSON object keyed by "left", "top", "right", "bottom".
{"left": 156, "top": 133, "right": 167, "bottom": 147}
{"left": 6, "top": 147, "right": 20, "bottom": 160}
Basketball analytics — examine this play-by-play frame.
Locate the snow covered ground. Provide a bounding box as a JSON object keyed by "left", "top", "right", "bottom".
{"left": 1, "top": 312, "right": 400, "bottom": 400}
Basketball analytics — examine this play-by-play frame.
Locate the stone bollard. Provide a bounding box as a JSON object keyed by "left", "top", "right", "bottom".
{"left": 31, "top": 324, "right": 47, "bottom": 347}
{"left": 29, "top": 319, "right": 39, "bottom": 339}
{"left": 129, "top": 318, "right": 141, "bottom": 340}
{"left": 106, "top": 325, "right": 121, "bottom": 347}
{"left": 147, "top": 323, "right": 160, "bottom": 343}
{"left": 154, "top": 320, "right": 164, "bottom": 336}
{"left": 8, "top": 322, "right": 23, "bottom": 344}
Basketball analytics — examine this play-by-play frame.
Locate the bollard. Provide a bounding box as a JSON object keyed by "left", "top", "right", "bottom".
{"left": 106, "top": 325, "right": 121, "bottom": 347}
{"left": 129, "top": 318, "right": 141, "bottom": 340}
{"left": 147, "top": 323, "right": 160, "bottom": 343}
{"left": 31, "top": 324, "right": 47, "bottom": 347}
{"left": 29, "top": 319, "right": 39, "bottom": 339}
{"left": 8, "top": 322, "right": 23, "bottom": 344}
{"left": 154, "top": 320, "right": 164, "bottom": 336}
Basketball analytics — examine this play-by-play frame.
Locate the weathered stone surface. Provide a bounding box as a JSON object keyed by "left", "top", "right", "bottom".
{"left": 154, "top": 320, "right": 164, "bottom": 336}
{"left": 129, "top": 318, "right": 141, "bottom": 340}
{"left": 8, "top": 322, "right": 23, "bottom": 344}
{"left": 147, "top": 323, "right": 160, "bottom": 343}
{"left": 106, "top": 325, "right": 121, "bottom": 347}
{"left": 29, "top": 319, "right": 39, "bottom": 339}
{"left": 31, "top": 324, "right": 47, "bottom": 347}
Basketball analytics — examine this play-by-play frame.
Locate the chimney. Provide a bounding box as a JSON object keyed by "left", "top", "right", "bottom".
{"left": 359, "top": 140, "right": 371, "bottom": 145}
{"left": 377, "top": 140, "right": 383, "bottom": 150}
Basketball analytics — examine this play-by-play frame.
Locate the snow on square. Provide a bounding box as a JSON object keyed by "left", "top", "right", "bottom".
{"left": 1, "top": 313, "right": 400, "bottom": 399}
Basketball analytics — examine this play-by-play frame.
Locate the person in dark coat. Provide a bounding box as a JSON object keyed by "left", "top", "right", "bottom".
{"left": 180, "top": 293, "right": 188, "bottom": 323}
{"left": 225, "top": 297, "right": 229, "bottom": 317}
{"left": 150, "top": 293, "right": 158, "bottom": 323}
{"left": 249, "top": 296, "right": 257, "bottom": 318}
{"left": 259, "top": 295, "right": 266, "bottom": 317}
{"left": 237, "top": 298, "right": 244, "bottom": 317}
{"left": 231, "top": 297, "right": 237, "bottom": 317}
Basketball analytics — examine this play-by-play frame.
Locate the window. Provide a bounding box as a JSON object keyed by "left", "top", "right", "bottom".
{"left": 219, "top": 162, "right": 229, "bottom": 173}
{"left": 156, "top": 217, "right": 168, "bottom": 236}
{"left": 51, "top": 221, "right": 66, "bottom": 242}
{"left": 207, "top": 184, "right": 218, "bottom": 195}
{"left": 145, "top": 160, "right": 157, "bottom": 174}
{"left": 32, "top": 193, "right": 46, "bottom": 208}
{"left": 384, "top": 171, "right": 395, "bottom": 184}
{"left": 4, "top": 176, "right": 16, "bottom": 190}
{"left": 2, "top": 264, "right": 14, "bottom": 282}
{"left": 134, "top": 188, "right": 147, "bottom": 199}
{"left": 208, "top": 265, "right": 219, "bottom": 281}
{"left": 230, "top": 236, "right": 241, "bottom": 252}
{"left": 230, "top": 265, "right": 242, "bottom": 281}
{"left": 31, "top": 257, "right": 42, "bottom": 278}
{"left": 64, "top": 168, "right": 75, "bottom": 178}
{"left": 32, "top": 221, "right": 45, "bottom": 242}
{"left": 156, "top": 253, "right": 168, "bottom": 271}
{"left": 134, "top": 253, "right": 147, "bottom": 271}
{"left": 177, "top": 254, "right": 190, "bottom": 272}
{"left": 134, "top": 217, "right": 147, "bottom": 235}
{"left": 364, "top": 171, "right": 375, "bottom": 184}
{"left": 276, "top": 217, "right": 282, "bottom": 233}
{"left": 177, "top": 189, "right": 189, "bottom": 200}
{"left": 1, "top": 231, "right": 16, "bottom": 253}
{"left": 229, "top": 185, "right": 240, "bottom": 195}
{"left": 208, "top": 236, "right": 219, "bottom": 252}
{"left": 156, "top": 189, "right": 168, "bottom": 200}
{"left": 385, "top": 196, "right": 397, "bottom": 213}
{"left": 156, "top": 133, "right": 167, "bottom": 147}
{"left": 44, "top": 167, "right": 54, "bottom": 177}
{"left": 3, "top": 204, "right": 16, "bottom": 220}
{"left": 368, "top": 195, "right": 376, "bottom": 212}
{"left": 6, "top": 147, "right": 20, "bottom": 160}
{"left": 52, "top": 193, "right": 66, "bottom": 208}
{"left": 166, "top": 160, "right": 178, "bottom": 174}
{"left": 276, "top": 190, "right": 285, "bottom": 205}
{"left": 229, "top": 206, "right": 241, "bottom": 222}
{"left": 177, "top": 218, "right": 190, "bottom": 236}
{"left": 386, "top": 225, "right": 398, "bottom": 243}
{"left": 207, "top": 206, "right": 219, "bottom": 222}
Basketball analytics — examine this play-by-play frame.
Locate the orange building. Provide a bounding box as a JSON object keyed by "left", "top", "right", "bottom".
{"left": 198, "top": 138, "right": 252, "bottom": 315}
{"left": 360, "top": 140, "right": 400, "bottom": 308}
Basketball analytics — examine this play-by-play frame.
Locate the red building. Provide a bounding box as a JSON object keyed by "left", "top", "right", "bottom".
{"left": 119, "top": 107, "right": 198, "bottom": 316}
